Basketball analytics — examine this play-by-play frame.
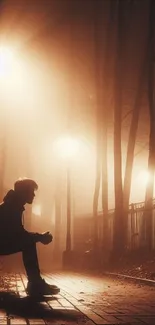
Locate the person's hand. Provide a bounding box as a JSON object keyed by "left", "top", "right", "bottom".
{"left": 39, "top": 231, "right": 53, "bottom": 245}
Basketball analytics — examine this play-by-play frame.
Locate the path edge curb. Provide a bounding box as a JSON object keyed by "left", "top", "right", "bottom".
{"left": 103, "top": 271, "right": 155, "bottom": 286}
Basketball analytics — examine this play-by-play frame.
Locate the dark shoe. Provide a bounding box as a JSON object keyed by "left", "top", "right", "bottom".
{"left": 26, "top": 278, "right": 60, "bottom": 296}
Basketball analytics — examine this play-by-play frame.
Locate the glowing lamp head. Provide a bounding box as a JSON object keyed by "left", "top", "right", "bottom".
{"left": 0, "top": 46, "right": 14, "bottom": 76}
{"left": 53, "top": 136, "right": 80, "bottom": 159}
{"left": 137, "top": 170, "right": 150, "bottom": 186}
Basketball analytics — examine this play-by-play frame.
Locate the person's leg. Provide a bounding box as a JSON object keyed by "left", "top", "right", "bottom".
{"left": 22, "top": 234, "right": 41, "bottom": 283}
{"left": 0, "top": 233, "right": 41, "bottom": 282}
{"left": 20, "top": 233, "right": 60, "bottom": 295}
{"left": 0, "top": 234, "right": 60, "bottom": 295}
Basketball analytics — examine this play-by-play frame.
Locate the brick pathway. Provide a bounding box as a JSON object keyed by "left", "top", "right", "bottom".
{"left": 0, "top": 271, "right": 155, "bottom": 324}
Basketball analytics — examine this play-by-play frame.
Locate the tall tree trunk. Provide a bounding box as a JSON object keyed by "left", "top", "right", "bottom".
{"left": 93, "top": 132, "right": 101, "bottom": 251}
{"left": 92, "top": 0, "right": 102, "bottom": 252}
{"left": 93, "top": 0, "right": 109, "bottom": 250}
{"left": 123, "top": 53, "right": 147, "bottom": 244}
{"left": 101, "top": 118, "right": 108, "bottom": 248}
{"left": 145, "top": 0, "right": 155, "bottom": 251}
{"left": 101, "top": 1, "right": 111, "bottom": 250}
{"left": 54, "top": 174, "right": 62, "bottom": 261}
{"left": 113, "top": 0, "right": 124, "bottom": 255}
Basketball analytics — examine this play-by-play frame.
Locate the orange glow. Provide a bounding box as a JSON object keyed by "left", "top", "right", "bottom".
{"left": 0, "top": 46, "right": 14, "bottom": 76}
{"left": 0, "top": 44, "right": 41, "bottom": 121}
{"left": 0, "top": 45, "right": 26, "bottom": 105}
{"left": 32, "top": 204, "right": 42, "bottom": 217}
{"left": 136, "top": 170, "right": 150, "bottom": 186}
{"left": 53, "top": 136, "right": 80, "bottom": 160}
{"left": 0, "top": 1, "right": 151, "bottom": 223}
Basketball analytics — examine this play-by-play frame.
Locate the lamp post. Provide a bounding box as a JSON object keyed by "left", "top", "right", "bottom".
{"left": 66, "top": 166, "right": 71, "bottom": 251}
{"left": 53, "top": 136, "right": 79, "bottom": 267}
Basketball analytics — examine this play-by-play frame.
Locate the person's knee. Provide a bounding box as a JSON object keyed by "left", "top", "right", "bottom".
{"left": 22, "top": 233, "right": 37, "bottom": 248}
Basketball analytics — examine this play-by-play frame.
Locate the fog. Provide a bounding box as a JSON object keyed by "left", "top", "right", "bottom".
{"left": 0, "top": 0, "right": 153, "bottom": 269}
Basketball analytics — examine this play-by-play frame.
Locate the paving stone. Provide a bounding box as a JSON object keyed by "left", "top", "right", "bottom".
{"left": 0, "top": 315, "right": 8, "bottom": 325}
{"left": 1, "top": 271, "right": 155, "bottom": 324}
{"left": 28, "top": 320, "right": 46, "bottom": 325}
{"left": 10, "top": 317, "right": 27, "bottom": 324}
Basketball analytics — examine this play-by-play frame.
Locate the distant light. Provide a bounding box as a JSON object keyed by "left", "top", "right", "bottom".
{"left": 32, "top": 204, "right": 42, "bottom": 216}
{"left": 137, "top": 170, "right": 150, "bottom": 186}
{"left": 53, "top": 136, "right": 80, "bottom": 159}
{"left": 0, "top": 46, "right": 14, "bottom": 76}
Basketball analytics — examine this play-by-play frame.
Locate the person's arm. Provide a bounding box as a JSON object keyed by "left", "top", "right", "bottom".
{"left": 24, "top": 230, "right": 53, "bottom": 244}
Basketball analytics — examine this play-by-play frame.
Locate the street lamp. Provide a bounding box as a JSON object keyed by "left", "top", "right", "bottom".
{"left": 53, "top": 136, "right": 79, "bottom": 265}
{"left": 53, "top": 136, "right": 79, "bottom": 160}
{"left": 0, "top": 46, "right": 14, "bottom": 77}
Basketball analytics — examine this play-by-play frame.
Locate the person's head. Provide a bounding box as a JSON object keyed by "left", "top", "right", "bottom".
{"left": 14, "top": 178, "right": 38, "bottom": 205}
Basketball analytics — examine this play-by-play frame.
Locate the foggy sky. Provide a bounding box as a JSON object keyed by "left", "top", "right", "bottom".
{"left": 0, "top": 0, "right": 152, "bottom": 224}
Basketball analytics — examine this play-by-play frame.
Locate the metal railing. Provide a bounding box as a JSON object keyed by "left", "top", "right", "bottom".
{"left": 98, "top": 199, "right": 155, "bottom": 251}
{"left": 73, "top": 199, "right": 155, "bottom": 252}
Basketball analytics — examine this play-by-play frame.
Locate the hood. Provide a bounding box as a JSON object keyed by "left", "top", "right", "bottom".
{"left": 3, "top": 190, "right": 16, "bottom": 203}
{"left": 3, "top": 190, "right": 25, "bottom": 212}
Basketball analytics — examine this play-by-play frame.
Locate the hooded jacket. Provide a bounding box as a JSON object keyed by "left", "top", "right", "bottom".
{"left": 0, "top": 190, "right": 40, "bottom": 241}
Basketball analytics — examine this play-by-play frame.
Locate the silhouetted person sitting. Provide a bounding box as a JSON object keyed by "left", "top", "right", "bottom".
{"left": 0, "top": 178, "right": 60, "bottom": 296}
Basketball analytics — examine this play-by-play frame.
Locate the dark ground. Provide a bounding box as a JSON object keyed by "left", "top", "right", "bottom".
{"left": 106, "top": 250, "right": 155, "bottom": 281}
